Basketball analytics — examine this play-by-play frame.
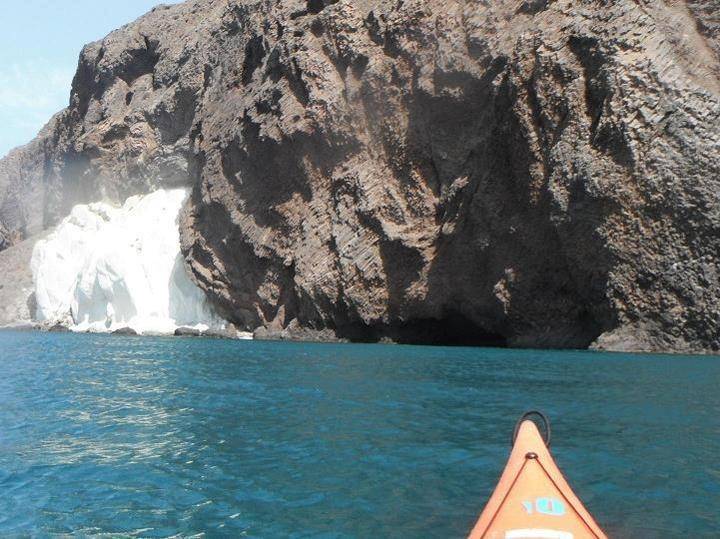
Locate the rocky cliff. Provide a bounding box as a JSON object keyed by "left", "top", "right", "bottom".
{"left": 1, "top": 0, "right": 719, "bottom": 352}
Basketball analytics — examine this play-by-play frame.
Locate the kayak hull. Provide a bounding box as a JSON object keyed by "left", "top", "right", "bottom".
{"left": 468, "top": 420, "right": 607, "bottom": 539}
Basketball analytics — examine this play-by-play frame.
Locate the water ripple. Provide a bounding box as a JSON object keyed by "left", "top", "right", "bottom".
{"left": 0, "top": 331, "right": 718, "bottom": 537}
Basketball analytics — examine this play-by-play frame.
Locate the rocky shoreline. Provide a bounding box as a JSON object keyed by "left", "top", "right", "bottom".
{"left": 0, "top": 322, "right": 254, "bottom": 340}
{"left": 2, "top": 321, "right": 719, "bottom": 355}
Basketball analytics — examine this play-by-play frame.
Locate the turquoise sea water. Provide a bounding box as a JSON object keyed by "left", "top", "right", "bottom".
{"left": 0, "top": 331, "right": 718, "bottom": 537}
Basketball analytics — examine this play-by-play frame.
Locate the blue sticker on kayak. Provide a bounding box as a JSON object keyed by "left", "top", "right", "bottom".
{"left": 521, "top": 497, "right": 566, "bottom": 516}
{"left": 536, "top": 497, "right": 566, "bottom": 516}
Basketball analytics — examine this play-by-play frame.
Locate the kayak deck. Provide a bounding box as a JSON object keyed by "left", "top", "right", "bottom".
{"left": 468, "top": 418, "right": 607, "bottom": 539}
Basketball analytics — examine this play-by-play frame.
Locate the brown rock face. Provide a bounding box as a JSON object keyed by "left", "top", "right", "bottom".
{"left": 1, "top": 0, "right": 719, "bottom": 352}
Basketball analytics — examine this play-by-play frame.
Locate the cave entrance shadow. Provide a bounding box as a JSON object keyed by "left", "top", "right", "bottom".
{"left": 335, "top": 313, "right": 507, "bottom": 348}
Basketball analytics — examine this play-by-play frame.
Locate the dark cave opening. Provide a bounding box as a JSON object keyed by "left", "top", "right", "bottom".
{"left": 336, "top": 312, "right": 507, "bottom": 347}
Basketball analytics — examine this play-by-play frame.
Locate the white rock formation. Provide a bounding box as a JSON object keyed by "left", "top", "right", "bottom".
{"left": 31, "top": 188, "right": 223, "bottom": 334}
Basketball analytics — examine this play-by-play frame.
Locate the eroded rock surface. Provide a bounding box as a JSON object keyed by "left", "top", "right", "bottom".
{"left": 0, "top": 233, "right": 43, "bottom": 326}
{"left": 1, "top": 0, "right": 719, "bottom": 352}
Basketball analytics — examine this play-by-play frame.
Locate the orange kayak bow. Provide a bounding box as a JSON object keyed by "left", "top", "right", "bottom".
{"left": 468, "top": 412, "right": 607, "bottom": 539}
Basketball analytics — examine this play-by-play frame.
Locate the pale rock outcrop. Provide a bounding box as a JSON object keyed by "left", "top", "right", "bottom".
{"left": 31, "top": 188, "right": 222, "bottom": 334}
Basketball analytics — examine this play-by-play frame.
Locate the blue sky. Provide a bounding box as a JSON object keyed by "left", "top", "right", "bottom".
{"left": 0, "top": 0, "right": 181, "bottom": 158}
